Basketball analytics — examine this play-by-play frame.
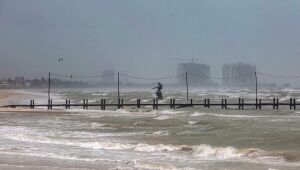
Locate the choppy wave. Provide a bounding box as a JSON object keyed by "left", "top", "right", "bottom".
{"left": 3, "top": 88, "right": 300, "bottom": 169}
{"left": 193, "top": 144, "right": 240, "bottom": 159}
{"left": 280, "top": 96, "right": 293, "bottom": 102}
{"left": 1, "top": 126, "right": 299, "bottom": 168}
{"left": 0, "top": 127, "right": 288, "bottom": 161}
{"left": 0, "top": 127, "right": 233, "bottom": 155}
{"left": 281, "top": 88, "right": 300, "bottom": 93}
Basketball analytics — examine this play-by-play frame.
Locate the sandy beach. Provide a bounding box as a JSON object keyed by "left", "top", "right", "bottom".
{"left": 0, "top": 90, "right": 17, "bottom": 100}
{"left": 0, "top": 90, "right": 22, "bottom": 106}
{"left": 0, "top": 89, "right": 51, "bottom": 108}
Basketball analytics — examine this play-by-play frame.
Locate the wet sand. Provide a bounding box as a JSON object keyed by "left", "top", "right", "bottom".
{"left": 0, "top": 90, "right": 22, "bottom": 106}
{"left": 0, "top": 90, "right": 36, "bottom": 113}
{"left": 0, "top": 91, "right": 36, "bottom": 112}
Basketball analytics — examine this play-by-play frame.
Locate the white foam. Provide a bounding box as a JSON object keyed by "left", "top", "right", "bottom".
{"left": 151, "top": 131, "right": 169, "bottom": 136}
{"left": 142, "top": 99, "right": 151, "bottom": 102}
{"left": 115, "top": 109, "right": 131, "bottom": 114}
{"left": 91, "top": 93, "right": 102, "bottom": 96}
{"left": 0, "top": 127, "right": 243, "bottom": 159}
{"left": 66, "top": 109, "right": 104, "bottom": 113}
{"left": 281, "top": 88, "right": 300, "bottom": 93}
{"left": 165, "top": 96, "right": 176, "bottom": 99}
{"left": 88, "top": 99, "right": 97, "bottom": 103}
{"left": 3, "top": 129, "right": 293, "bottom": 165}
{"left": 90, "top": 122, "right": 106, "bottom": 128}
{"left": 153, "top": 115, "right": 172, "bottom": 120}
{"left": 161, "top": 110, "right": 187, "bottom": 114}
{"left": 279, "top": 96, "right": 293, "bottom": 102}
{"left": 91, "top": 92, "right": 109, "bottom": 96}
{"left": 190, "top": 112, "right": 207, "bottom": 117}
{"left": 193, "top": 144, "right": 240, "bottom": 159}
{"left": 187, "top": 121, "right": 198, "bottom": 125}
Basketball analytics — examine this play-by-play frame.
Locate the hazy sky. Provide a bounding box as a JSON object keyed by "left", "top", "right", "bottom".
{"left": 1, "top": 0, "right": 300, "bottom": 83}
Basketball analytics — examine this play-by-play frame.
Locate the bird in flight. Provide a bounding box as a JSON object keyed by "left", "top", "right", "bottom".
{"left": 58, "top": 58, "right": 64, "bottom": 62}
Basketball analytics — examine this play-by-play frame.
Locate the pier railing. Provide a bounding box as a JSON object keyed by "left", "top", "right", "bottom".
{"left": 2, "top": 98, "right": 299, "bottom": 110}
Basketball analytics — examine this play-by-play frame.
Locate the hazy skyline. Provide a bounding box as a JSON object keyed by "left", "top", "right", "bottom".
{"left": 1, "top": 0, "right": 300, "bottom": 84}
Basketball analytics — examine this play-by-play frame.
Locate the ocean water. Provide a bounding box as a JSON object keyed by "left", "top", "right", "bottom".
{"left": 1, "top": 88, "right": 300, "bottom": 170}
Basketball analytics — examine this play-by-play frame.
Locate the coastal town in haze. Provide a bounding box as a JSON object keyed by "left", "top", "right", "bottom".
{"left": 0, "top": 76, "right": 88, "bottom": 89}
{"left": 1, "top": 62, "right": 290, "bottom": 89}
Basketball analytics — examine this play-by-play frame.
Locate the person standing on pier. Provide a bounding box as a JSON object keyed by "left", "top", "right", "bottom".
{"left": 153, "top": 82, "right": 163, "bottom": 99}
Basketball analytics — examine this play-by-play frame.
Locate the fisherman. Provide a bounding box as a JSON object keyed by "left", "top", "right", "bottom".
{"left": 153, "top": 82, "right": 163, "bottom": 99}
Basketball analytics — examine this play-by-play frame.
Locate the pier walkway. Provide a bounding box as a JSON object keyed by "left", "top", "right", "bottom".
{"left": 2, "top": 98, "right": 299, "bottom": 110}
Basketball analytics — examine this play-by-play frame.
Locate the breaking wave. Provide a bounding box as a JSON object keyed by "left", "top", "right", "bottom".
{"left": 0, "top": 127, "right": 289, "bottom": 162}
{"left": 0, "top": 126, "right": 298, "bottom": 168}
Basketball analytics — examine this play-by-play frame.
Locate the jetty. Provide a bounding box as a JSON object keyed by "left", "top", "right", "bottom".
{"left": 2, "top": 98, "right": 298, "bottom": 110}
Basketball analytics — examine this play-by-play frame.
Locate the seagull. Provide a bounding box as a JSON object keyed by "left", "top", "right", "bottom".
{"left": 58, "top": 58, "right": 64, "bottom": 62}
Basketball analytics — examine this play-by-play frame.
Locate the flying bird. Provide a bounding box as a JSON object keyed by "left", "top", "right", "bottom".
{"left": 58, "top": 58, "right": 64, "bottom": 62}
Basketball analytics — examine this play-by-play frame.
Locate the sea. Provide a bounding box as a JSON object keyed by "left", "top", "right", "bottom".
{"left": 0, "top": 87, "right": 300, "bottom": 170}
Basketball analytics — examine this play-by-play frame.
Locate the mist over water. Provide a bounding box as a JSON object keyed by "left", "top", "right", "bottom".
{"left": 1, "top": 0, "right": 300, "bottom": 85}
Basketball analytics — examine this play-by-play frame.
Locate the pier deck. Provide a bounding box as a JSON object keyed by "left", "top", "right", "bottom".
{"left": 2, "top": 98, "right": 299, "bottom": 110}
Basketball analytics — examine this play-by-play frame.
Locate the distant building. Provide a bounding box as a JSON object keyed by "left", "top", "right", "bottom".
{"left": 222, "top": 63, "right": 256, "bottom": 86}
{"left": 178, "top": 63, "right": 210, "bottom": 86}
{"left": 101, "top": 70, "right": 115, "bottom": 85}
{"left": 0, "top": 81, "right": 10, "bottom": 89}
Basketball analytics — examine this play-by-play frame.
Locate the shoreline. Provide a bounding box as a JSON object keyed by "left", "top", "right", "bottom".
{"left": 0, "top": 89, "right": 61, "bottom": 107}
{"left": 0, "top": 89, "right": 23, "bottom": 99}
{"left": 0, "top": 89, "right": 25, "bottom": 107}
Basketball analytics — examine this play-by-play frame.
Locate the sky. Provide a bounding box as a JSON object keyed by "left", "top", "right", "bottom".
{"left": 1, "top": 0, "right": 300, "bottom": 84}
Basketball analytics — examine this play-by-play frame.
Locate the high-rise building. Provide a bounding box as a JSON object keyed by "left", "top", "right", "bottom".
{"left": 178, "top": 63, "right": 210, "bottom": 86}
{"left": 101, "top": 69, "right": 115, "bottom": 85}
{"left": 222, "top": 63, "right": 256, "bottom": 86}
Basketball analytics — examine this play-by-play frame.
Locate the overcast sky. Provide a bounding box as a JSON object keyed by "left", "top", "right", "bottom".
{"left": 1, "top": 0, "right": 300, "bottom": 84}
